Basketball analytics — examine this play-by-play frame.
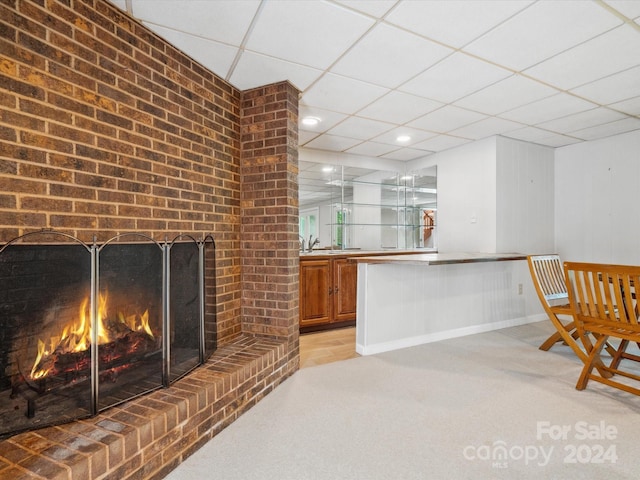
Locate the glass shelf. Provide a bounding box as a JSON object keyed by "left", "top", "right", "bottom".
{"left": 322, "top": 166, "right": 437, "bottom": 251}
{"left": 327, "top": 223, "right": 436, "bottom": 227}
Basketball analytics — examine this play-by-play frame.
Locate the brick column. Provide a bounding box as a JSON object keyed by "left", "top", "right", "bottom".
{"left": 240, "top": 81, "right": 299, "bottom": 369}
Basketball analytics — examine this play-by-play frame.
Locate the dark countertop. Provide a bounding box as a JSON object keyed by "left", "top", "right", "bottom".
{"left": 354, "top": 252, "right": 527, "bottom": 265}
{"left": 299, "top": 248, "right": 437, "bottom": 259}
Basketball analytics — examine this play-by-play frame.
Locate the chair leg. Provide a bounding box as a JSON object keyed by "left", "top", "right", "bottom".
{"left": 544, "top": 315, "right": 612, "bottom": 377}
{"left": 539, "top": 330, "right": 564, "bottom": 351}
{"left": 539, "top": 320, "right": 576, "bottom": 351}
{"left": 576, "top": 335, "right": 608, "bottom": 390}
{"left": 609, "top": 339, "right": 629, "bottom": 370}
{"left": 578, "top": 330, "right": 614, "bottom": 379}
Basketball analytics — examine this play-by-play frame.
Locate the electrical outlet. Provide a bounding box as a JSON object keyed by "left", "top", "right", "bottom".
{"left": 518, "top": 283, "right": 523, "bottom": 295}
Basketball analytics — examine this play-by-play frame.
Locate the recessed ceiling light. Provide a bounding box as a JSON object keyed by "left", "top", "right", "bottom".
{"left": 396, "top": 135, "right": 411, "bottom": 143}
{"left": 302, "top": 116, "right": 321, "bottom": 126}
{"left": 322, "top": 166, "right": 334, "bottom": 172}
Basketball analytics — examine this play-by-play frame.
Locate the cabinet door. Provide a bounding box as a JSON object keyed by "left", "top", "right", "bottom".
{"left": 299, "top": 259, "right": 332, "bottom": 327}
{"left": 332, "top": 258, "right": 357, "bottom": 322}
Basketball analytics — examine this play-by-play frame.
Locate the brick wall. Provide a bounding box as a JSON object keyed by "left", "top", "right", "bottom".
{"left": 0, "top": 0, "right": 300, "bottom": 478}
{"left": 0, "top": 0, "right": 244, "bottom": 342}
{"left": 240, "top": 82, "right": 300, "bottom": 371}
{"left": 0, "top": 0, "right": 302, "bottom": 346}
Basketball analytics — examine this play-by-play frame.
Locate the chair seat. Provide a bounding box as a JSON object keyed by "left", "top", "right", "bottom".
{"left": 548, "top": 304, "right": 572, "bottom": 315}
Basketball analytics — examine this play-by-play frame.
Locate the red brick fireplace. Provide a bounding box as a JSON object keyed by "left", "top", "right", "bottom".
{"left": 0, "top": 0, "right": 300, "bottom": 478}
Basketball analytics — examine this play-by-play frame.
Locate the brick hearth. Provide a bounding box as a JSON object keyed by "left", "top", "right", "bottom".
{"left": 0, "top": 1, "right": 300, "bottom": 478}
{"left": 0, "top": 336, "right": 288, "bottom": 479}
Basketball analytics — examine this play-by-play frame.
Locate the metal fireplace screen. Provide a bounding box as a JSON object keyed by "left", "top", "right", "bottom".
{"left": 0, "top": 231, "right": 216, "bottom": 439}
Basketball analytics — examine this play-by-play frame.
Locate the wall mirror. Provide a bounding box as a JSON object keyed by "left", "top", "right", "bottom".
{"left": 299, "top": 161, "right": 437, "bottom": 252}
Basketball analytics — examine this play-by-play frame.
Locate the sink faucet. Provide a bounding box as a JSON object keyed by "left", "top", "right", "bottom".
{"left": 299, "top": 235, "right": 306, "bottom": 252}
{"left": 307, "top": 235, "right": 320, "bottom": 252}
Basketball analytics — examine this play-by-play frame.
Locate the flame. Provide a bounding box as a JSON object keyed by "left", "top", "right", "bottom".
{"left": 29, "top": 292, "right": 154, "bottom": 380}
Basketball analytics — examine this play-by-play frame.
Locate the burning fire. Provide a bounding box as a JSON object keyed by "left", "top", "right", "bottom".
{"left": 30, "top": 293, "right": 154, "bottom": 380}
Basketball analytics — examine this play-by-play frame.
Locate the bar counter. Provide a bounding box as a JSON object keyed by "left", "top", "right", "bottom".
{"left": 355, "top": 252, "right": 526, "bottom": 265}
{"left": 354, "top": 252, "right": 544, "bottom": 355}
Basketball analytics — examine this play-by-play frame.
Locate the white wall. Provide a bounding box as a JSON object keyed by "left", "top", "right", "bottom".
{"left": 418, "top": 135, "right": 555, "bottom": 254}
{"left": 496, "top": 136, "right": 555, "bottom": 254}
{"left": 554, "top": 130, "right": 640, "bottom": 265}
{"left": 433, "top": 137, "right": 497, "bottom": 253}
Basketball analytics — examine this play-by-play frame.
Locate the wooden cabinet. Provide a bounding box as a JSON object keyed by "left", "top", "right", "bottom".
{"left": 299, "top": 256, "right": 357, "bottom": 332}
{"left": 299, "top": 251, "right": 420, "bottom": 332}
{"left": 332, "top": 258, "right": 357, "bottom": 322}
{"left": 299, "top": 258, "right": 332, "bottom": 327}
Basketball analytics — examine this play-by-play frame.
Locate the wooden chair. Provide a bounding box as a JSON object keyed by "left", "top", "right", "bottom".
{"left": 527, "top": 255, "right": 614, "bottom": 377}
{"left": 564, "top": 261, "right": 640, "bottom": 395}
{"left": 527, "top": 255, "right": 581, "bottom": 353}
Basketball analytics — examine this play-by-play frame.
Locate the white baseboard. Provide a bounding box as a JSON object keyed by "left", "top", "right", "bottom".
{"left": 355, "top": 314, "right": 548, "bottom": 356}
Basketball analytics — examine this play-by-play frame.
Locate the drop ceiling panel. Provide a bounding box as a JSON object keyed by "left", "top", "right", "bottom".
{"left": 411, "top": 135, "right": 472, "bottom": 152}
{"left": 345, "top": 142, "right": 399, "bottom": 157}
{"left": 570, "top": 66, "right": 640, "bottom": 105}
{"left": 610, "top": 96, "right": 640, "bottom": 115}
{"left": 536, "top": 107, "right": 627, "bottom": 134}
{"left": 450, "top": 117, "right": 523, "bottom": 140}
{"left": 408, "top": 105, "right": 487, "bottom": 133}
{"left": 604, "top": 0, "right": 640, "bottom": 19}
{"left": 523, "top": 133, "right": 581, "bottom": 148}
{"left": 229, "top": 51, "right": 322, "bottom": 91}
{"left": 107, "top": 0, "right": 640, "bottom": 164}
{"left": 333, "top": 0, "right": 397, "bottom": 17}
{"left": 304, "top": 133, "right": 363, "bottom": 152}
{"left": 504, "top": 126, "right": 559, "bottom": 143}
{"left": 569, "top": 117, "right": 640, "bottom": 140}
{"left": 130, "top": 0, "right": 260, "bottom": 45}
{"left": 331, "top": 23, "right": 453, "bottom": 88}
{"left": 327, "top": 116, "right": 395, "bottom": 140}
{"left": 357, "top": 91, "right": 442, "bottom": 124}
{"left": 371, "top": 127, "right": 436, "bottom": 147}
{"left": 385, "top": 0, "right": 533, "bottom": 48}
{"left": 524, "top": 25, "right": 640, "bottom": 90}
{"left": 399, "top": 52, "right": 512, "bottom": 103}
{"left": 302, "top": 73, "right": 389, "bottom": 114}
{"left": 464, "top": 1, "right": 622, "bottom": 71}
{"left": 500, "top": 93, "right": 598, "bottom": 125}
{"left": 299, "top": 130, "right": 320, "bottom": 145}
{"left": 299, "top": 106, "right": 348, "bottom": 134}
{"left": 245, "top": 0, "right": 375, "bottom": 70}
{"left": 381, "top": 147, "right": 433, "bottom": 162}
{"left": 454, "top": 74, "right": 557, "bottom": 115}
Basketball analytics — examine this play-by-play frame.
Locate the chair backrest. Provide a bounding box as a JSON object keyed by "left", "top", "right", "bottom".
{"left": 527, "top": 255, "right": 568, "bottom": 307}
{"left": 564, "top": 261, "right": 640, "bottom": 335}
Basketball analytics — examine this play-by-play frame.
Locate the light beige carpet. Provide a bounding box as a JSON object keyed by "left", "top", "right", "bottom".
{"left": 165, "top": 322, "right": 640, "bottom": 480}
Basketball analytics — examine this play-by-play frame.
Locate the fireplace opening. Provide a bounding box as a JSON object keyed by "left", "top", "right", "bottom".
{"left": 0, "top": 231, "right": 216, "bottom": 439}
